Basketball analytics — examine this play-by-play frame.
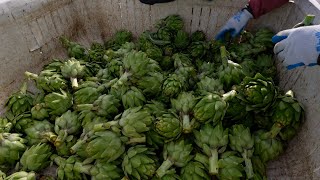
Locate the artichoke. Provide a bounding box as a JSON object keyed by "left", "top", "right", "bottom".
{"left": 252, "top": 155, "right": 267, "bottom": 180}
{"left": 189, "top": 41, "right": 208, "bottom": 58}
{"left": 191, "top": 31, "right": 206, "bottom": 42}
{"left": 237, "top": 73, "right": 278, "bottom": 112}
{"left": 172, "top": 53, "right": 192, "bottom": 68}
{"left": 24, "top": 120, "right": 57, "bottom": 145}
{"left": 52, "top": 155, "right": 85, "bottom": 180}
{"left": 71, "top": 130, "right": 125, "bottom": 161}
{"left": 56, "top": 135, "right": 77, "bottom": 157}
{"left": 174, "top": 30, "right": 189, "bottom": 49}
{"left": 54, "top": 110, "right": 81, "bottom": 147}
{"left": 60, "top": 37, "right": 86, "bottom": 59}
{"left": 156, "top": 139, "right": 193, "bottom": 178}
{"left": 196, "top": 76, "right": 224, "bottom": 95}
{"left": 13, "top": 113, "right": 34, "bottom": 133}
{"left": 193, "top": 90, "right": 236, "bottom": 124}
{"left": 5, "top": 82, "right": 33, "bottom": 117}
{"left": 20, "top": 143, "right": 52, "bottom": 171}
{"left": 194, "top": 123, "right": 228, "bottom": 175}
{"left": 122, "top": 86, "right": 146, "bottom": 109}
{"left": 105, "top": 30, "right": 133, "bottom": 50}
{"left": 0, "top": 133, "right": 27, "bottom": 169}
{"left": 44, "top": 89, "right": 73, "bottom": 116}
{"left": 180, "top": 161, "right": 210, "bottom": 180}
{"left": 25, "top": 70, "right": 67, "bottom": 92}
{"left": 137, "top": 72, "right": 164, "bottom": 98}
{"left": 77, "top": 94, "right": 121, "bottom": 119}
{"left": 146, "top": 46, "right": 163, "bottom": 61}
{"left": 4, "top": 171, "right": 36, "bottom": 180}
{"left": 229, "top": 124, "right": 254, "bottom": 179}
{"left": 218, "top": 151, "right": 244, "bottom": 180}
{"left": 225, "top": 95, "right": 248, "bottom": 121}
{"left": 60, "top": 58, "right": 85, "bottom": 88}
{"left": 155, "top": 113, "right": 182, "bottom": 140}
{"left": 157, "top": 15, "right": 184, "bottom": 32}
{"left": 143, "top": 100, "right": 167, "bottom": 117}
{"left": 268, "top": 90, "right": 303, "bottom": 139}
{"left": 0, "top": 117, "right": 12, "bottom": 133}
{"left": 162, "top": 74, "right": 187, "bottom": 98}
{"left": 254, "top": 130, "right": 284, "bottom": 163}
{"left": 73, "top": 82, "right": 102, "bottom": 105}
{"left": 31, "top": 103, "right": 49, "bottom": 120}
{"left": 122, "top": 145, "right": 158, "bottom": 179}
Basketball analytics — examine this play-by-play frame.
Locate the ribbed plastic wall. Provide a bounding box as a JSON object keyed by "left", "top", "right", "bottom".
{"left": 0, "top": 0, "right": 319, "bottom": 179}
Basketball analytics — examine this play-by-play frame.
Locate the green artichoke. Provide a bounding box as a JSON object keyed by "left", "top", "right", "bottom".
{"left": 105, "top": 30, "right": 133, "bottom": 50}
{"left": 56, "top": 135, "right": 77, "bottom": 157}
{"left": 0, "top": 133, "right": 27, "bottom": 169}
{"left": 73, "top": 83, "right": 102, "bottom": 105}
{"left": 189, "top": 41, "right": 208, "bottom": 58}
{"left": 52, "top": 155, "right": 85, "bottom": 180}
{"left": 252, "top": 155, "right": 267, "bottom": 180}
{"left": 155, "top": 113, "right": 182, "bottom": 140}
{"left": 217, "top": 151, "right": 244, "bottom": 180}
{"left": 157, "top": 15, "right": 184, "bottom": 32}
{"left": 229, "top": 124, "right": 254, "bottom": 179}
{"left": 77, "top": 94, "right": 121, "bottom": 119}
{"left": 0, "top": 117, "right": 12, "bottom": 133}
{"left": 20, "top": 143, "right": 52, "bottom": 171}
{"left": 25, "top": 120, "right": 57, "bottom": 145}
{"left": 171, "top": 92, "right": 198, "bottom": 133}
{"left": 13, "top": 113, "right": 34, "bottom": 133}
{"left": 4, "top": 171, "right": 36, "bottom": 180}
{"left": 194, "top": 123, "right": 228, "bottom": 175}
{"left": 156, "top": 139, "right": 193, "bottom": 178}
{"left": 146, "top": 46, "right": 163, "bottom": 61}
{"left": 225, "top": 95, "right": 248, "bottom": 121}
{"left": 180, "top": 161, "right": 210, "bottom": 180}
{"left": 61, "top": 58, "right": 85, "bottom": 88}
{"left": 54, "top": 110, "right": 81, "bottom": 147}
{"left": 174, "top": 30, "right": 189, "bottom": 49}
{"left": 44, "top": 89, "right": 73, "bottom": 116}
{"left": 162, "top": 74, "right": 187, "bottom": 98}
{"left": 137, "top": 72, "right": 164, "bottom": 98}
{"left": 191, "top": 31, "right": 206, "bottom": 42}
{"left": 237, "top": 73, "right": 278, "bottom": 112}
{"left": 60, "top": 37, "right": 86, "bottom": 59}
{"left": 254, "top": 130, "right": 284, "bottom": 163}
{"left": 196, "top": 76, "right": 224, "bottom": 95}
{"left": 172, "top": 53, "right": 192, "bottom": 68}
{"left": 122, "top": 145, "right": 158, "bottom": 179}
{"left": 122, "top": 86, "right": 146, "bottom": 109}
{"left": 143, "top": 100, "right": 167, "bottom": 117}
{"left": 31, "top": 103, "right": 49, "bottom": 120}
{"left": 25, "top": 70, "right": 67, "bottom": 92}
{"left": 6, "top": 82, "right": 33, "bottom": 117}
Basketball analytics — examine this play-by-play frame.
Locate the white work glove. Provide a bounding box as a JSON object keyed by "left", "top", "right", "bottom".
{"left": 272, "top": 25, "right": 320, "bottom": 70}
{"left": 215, "top": 9, "right": 253, "bottom": 41}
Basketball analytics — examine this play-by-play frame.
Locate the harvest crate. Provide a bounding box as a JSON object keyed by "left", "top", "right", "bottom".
{"left": 0, "top": 0, "right": 320, "bottom": 179}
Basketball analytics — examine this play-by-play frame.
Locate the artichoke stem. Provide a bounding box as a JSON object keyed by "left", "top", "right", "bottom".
{"left": 71, "top": 77, "right": 79, "bottom": 88}
{"left": 93, "top": 121, "right": 119, "bottom": 131}
{"left": 194, "top": 153, "right": 209, "bottom": 168}
{"left": 242, "top": 150, "right": 254, "bottom": 179}
{"left": 269, "top": 123, "right": 283, "bottom": 138}
{"left": 70, "top": 139, "right": 86, "bottom": 154}
{"left": 24, "top": 71, "right": 38, "bottom": 80}
{"left": 222, "top": 90, "right": 237, "bottom": 102}
{"left": 156, "top": 159, "right": 174, "bottom": 178}
{"left": 209, "top": 148, "right": 219, "bottom": 175}
{"left": 114, "top": 72, "right": 131, "bottom": 88}
{"left": 55, "top": 130, "right": 68, "bottom": 147}
{"left": 51, "top": 155, "right": 65, "bottom": 166}
{"left": 44, "top": 132, "right": 57, "bottom": 143}
{"left": 74, "top": 161, "right": 93, "bottom": 175}
{"left": 182, "top": 114, "right": 192, "bottom": 133}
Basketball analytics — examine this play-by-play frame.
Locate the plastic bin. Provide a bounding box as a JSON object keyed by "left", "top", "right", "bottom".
{"left": 0, "top": 0, "right": 320, "bottom": 179}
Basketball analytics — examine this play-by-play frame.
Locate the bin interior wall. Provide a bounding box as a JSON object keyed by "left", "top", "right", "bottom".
{"left": 0, "top": 0, "right": 319, "bottom": 179}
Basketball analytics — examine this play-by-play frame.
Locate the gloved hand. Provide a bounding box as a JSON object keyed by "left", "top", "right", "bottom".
{"left": 272, "top": 25, "right": 320, "bottom": 70}
{"left": 140, "top": 0, "right": 175, "bottom": 5}
{"left": 215, "top": 9, "right": 253, "bottom": 41}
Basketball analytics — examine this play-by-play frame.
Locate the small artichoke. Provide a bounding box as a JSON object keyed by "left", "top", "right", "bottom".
{"left": 20, "top": 143, "right": 52, "bottom": 171}
{"left": 122, "top": 86, "right": 146, "bottom": 109}
{"left": 25, "top": 120, "right": 57, "bottom": 145}
{"left": 44, "top": 89, "right": 73, "bottom": 116}
{"left": 31, "top": 103, "right": 49, "bottom": 120}
{"left": 155, "top": 113, "right": 182, "bottom": 140}
{"left": 61, "top": 58, "right": 85, "bottom": 88}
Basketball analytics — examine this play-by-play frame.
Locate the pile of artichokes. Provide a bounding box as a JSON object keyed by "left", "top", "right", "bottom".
{"left": 0, "top": 15, "right": 303, "bottom": 180}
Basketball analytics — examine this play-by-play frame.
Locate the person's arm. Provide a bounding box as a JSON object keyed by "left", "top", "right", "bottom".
{"left": 215, "top": 0, "right": 289, "bottom": 41}
{"left": 248, "top": 0, "right": 289, "bottom": 18}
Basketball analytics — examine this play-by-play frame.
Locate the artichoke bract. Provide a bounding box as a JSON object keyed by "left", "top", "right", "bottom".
{"left": 20, "top": 143, "right": 52, "bottom": 171}
{"left": 122, "top": 145, "right": 158, "bottom": 179}
{"left": 196, "top": 76, "right": 224, "bottom": 95}
{"left": 229, "top": 124, "right": 254, "bottom": 179}
{"left": 60, "top": 37, "right": 86, "bottom": 59}
{"left": 13, "top": 113, "right": 34, "bottom": 133}
{"left": 31, "top": 103, "right": 49, "bottom": 120}
{"left": 194, "top": 90, "right": 236, "bottom": 124}
{"left": 171, "top": 92, "right": 197, "bottom": 133}
{"left": 155, "top": 113, "right": 182, "bottom": 140}
{"left": 122, "top": 86, "right": 146, "bottom": 109}
{"left": 194, "top": 123, "right": 228, "bottom": 175}
{"left": 4, "top": 171, "right": 36, "bottom": 180}
{"left": 254, "top": 130, "right": 284, "bottom": 163}
{"left": 180, "top": 161, "right": 210, "bottom": 180}
{"left": 217, "top": 151, "right": 244, "bottom": 180}
{"left": 268, "top": 90, "right": 303, "bottom": 139}
{"left": 25, "top": 120, "right": 57, "bottom": 145}
{"left": 156, "top": 139, "right": 193, "bottom": 178}
{"left": 237, "top": 73, "right": 278, "bottom": 112}
{"left": 0, "top": 117, "right": 12, "bottom": 133}
{"left": 25, "top": 70, "right": 67, "bottom": 92}
{"left": 5, "top": 82, "right": 33, "bottom": 117}
{"left": 61, "top": 58, "right": 85, "bottom": 88}
{"left": 52, "top": 155, "right": 85, "bottom": 180}
{"left": 54, "top": 110, "right": 81, "bottom": 147}
{"left": 44, "top": 89, "right": 73, "bottom": 116}
{"left": 0, "top": 133, "right": 27, "bottom": 169}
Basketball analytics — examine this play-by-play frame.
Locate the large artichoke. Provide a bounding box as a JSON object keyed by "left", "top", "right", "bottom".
{"left": 162, "top": 74, "right": 187, "bottom": 98}
{"left": 217, "top": 151, "right": 244, "bottom": 180}
{"left": 20, "top": 143, "right": 52, "bottom": 171}
{"left": 44, "top": 89, "right": 73, "bottom": 116}
{"left": 122, "top": 86, "right": 146, "bottom": 109}
{"left": 24, "top": 120, "right": 57, "bottom": 145}
{"left": 31, "top": 103, "right": 49, "bottom": 120}
{"left": 25, "top": 70, "right": 67, "bottom": 92}
{"left": 155, "top": 113, "right": 182, "bottom": 140}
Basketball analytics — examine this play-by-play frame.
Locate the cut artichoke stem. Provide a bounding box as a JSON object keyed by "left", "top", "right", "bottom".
{"left": 126, "top": 136, "right": 146, "bottom": 144}
{"left": 194, "top": 153, "right": 209, "bottom": 168}
{"left": 209, "top": 148, "right": 219, "bottom": 175}
{"left": 182, "top": 114, "right": 192, "bottom": 133}
{"left": 70, "top": 139, "right": 86, "bottom": 154}
{"left": 25, "top": 71, "right": 38, "bottom": 80}
{"left": 71, "top": 77, "right": 79, "bottom": 88}
{"left": 44, "top": 132, "right": 58, "bottom": 143}
{"left": 54, "top": 130, "right": 68, "bottom": 147}
{"left": 222, "top": 90, "right": 237, "bottom": 102}
{"left": 76, "top": 104, "right": 93, "bottom": 111}
{"left": 242, "top": 150, "right": 254, "bottom": 179}
{"left": 156, "top": 159, "right": 174, "bottom": 178}
{"left": 268, "top": 123, "right": 283, "bottom": 139}
{"left": 51, "top": 154, "right": 64, "bottom": 166}
{"left": 74, "top": 161, "right": 93, "bottom": 175}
